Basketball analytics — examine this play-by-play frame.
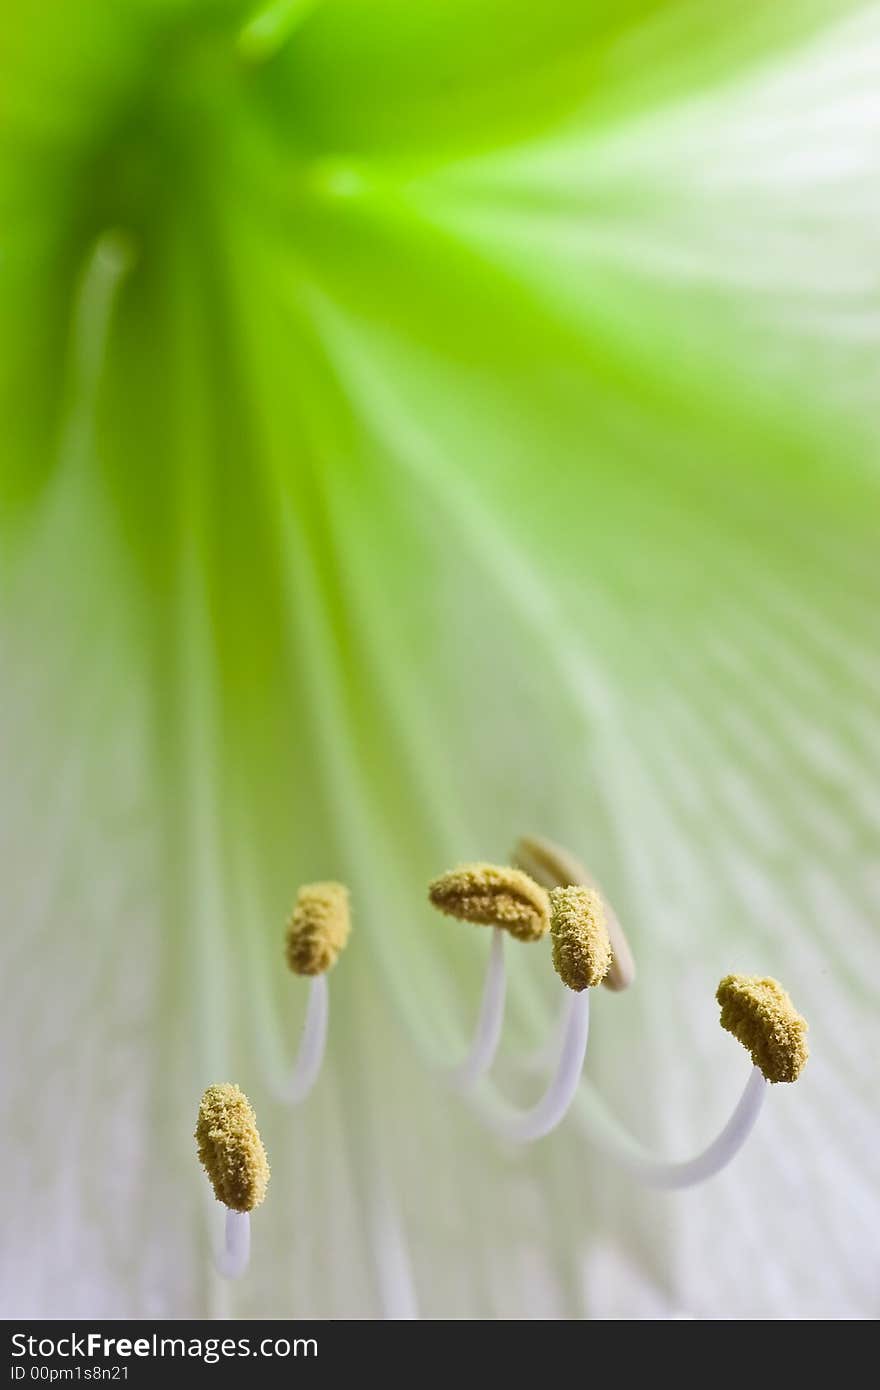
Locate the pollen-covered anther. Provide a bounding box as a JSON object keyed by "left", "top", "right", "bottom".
{"left": 549, "top": 885, "right": 612, "bottom": 990}
{"left": 285, "top": 881, "right": 351, "bottom": 976}
{"left": 716, "top": 974, "right": 809, "bottom": 1083}
{"left": 428, "top": 863, "right": 550, "bottom": 941}
{"left": 513, "top": 834, "right": 635, "bottom": 991}
{"left": 195, "top": 1083, "right": 270, "bottom": 1212}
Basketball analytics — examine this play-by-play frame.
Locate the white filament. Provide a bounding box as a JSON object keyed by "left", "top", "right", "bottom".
{"left": 476, "top": 990, "right": 591, "bottom": 1143}
{"left": 278, "top": 974, "right": 328, "bottom": 1105}
{"left": 215, "top": 1209, "right": 250, "bottom": 1281}
{"left": 579, "top": 1065, "right": 767, "bottom": 1189}
{"left": 446, "top": 927, "right": 506, "bottom": 1092}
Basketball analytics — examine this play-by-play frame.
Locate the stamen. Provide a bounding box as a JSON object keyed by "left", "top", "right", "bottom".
{"left": 286, "top": 881, "right": 351, "bottom": 976}
{"left": 456, "top": 884, "right": 613, "bottom": 1140}
{"left": 573, "top": 975, "right": 807, "bottom": 1186}
{"left": 549, "top": 885, "right": 612, "bottom": 990}
{"left": 428, "top": 864, "right": 554, "bottom": 1090}
{"left": 716, "top": 974, "right": 809, "bottom": 1083}
{"left": 196, "top": 1083, "right": 269, "bottom": 1280}
{"left": 514, "top": 834, "right": 635, "bottom": 990}
{"left": 279, "top": 881, "right": 350, "bottom": 1104}
{"left": 428, "top": 862, "right": 550, "bottom": 941}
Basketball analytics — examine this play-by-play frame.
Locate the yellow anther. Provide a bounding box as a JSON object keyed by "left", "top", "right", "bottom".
{"left": 549, "top": 885, "right": 612, "bottom": 990}
{"left": 428, "top": 863, "right": 550, "bottom": 942}
{"left": 195, "top": 1084, "right": 270, "bottom": 1212}
{"left": 716, "top": 975, "right": 809, "bottom": 1083}
{"left": 285, "top": 881, "right": 351, "bottom": 976}
{"left": 514, "top": 834, "right": 635, "bottom": 991}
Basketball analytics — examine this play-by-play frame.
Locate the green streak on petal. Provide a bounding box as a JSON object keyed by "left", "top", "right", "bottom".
{"left": 238, "top": 0, "right": 322, "bottom": 63}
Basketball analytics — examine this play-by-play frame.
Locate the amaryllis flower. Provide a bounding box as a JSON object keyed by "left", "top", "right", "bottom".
{"left": 2, "top": 0, "right": 878, "bottom": 1319}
